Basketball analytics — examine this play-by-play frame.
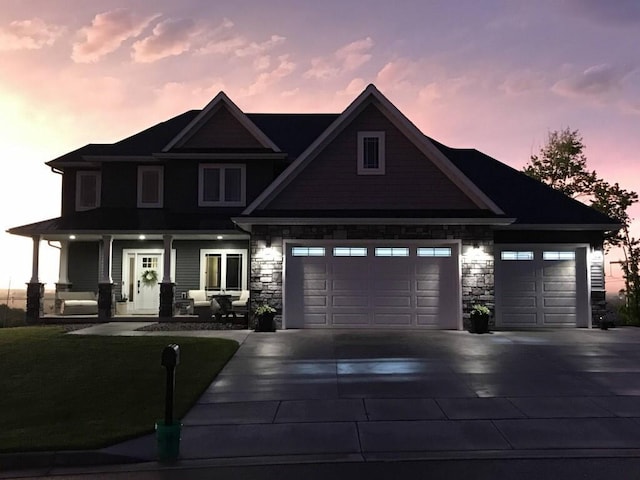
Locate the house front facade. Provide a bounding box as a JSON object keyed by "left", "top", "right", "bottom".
{"left": 9, "top": 85, "right": 617, "bottom": 329}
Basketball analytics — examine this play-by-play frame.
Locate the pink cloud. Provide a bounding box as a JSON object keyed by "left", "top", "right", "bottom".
{"left": 304, "top": 37, "right": 374, "bottom": 80}
{"left": 241, "top": 55, "right": 296, "bottom": 96}
{"left": 0, "top": 18, "right": 64, "bottom": 51}
{"left": 552, "top": 64, "right": 632, "bottom": 99}
{"left": 132, "top": 18, "right": 200, "bottom": 63}
{"left": 72, "top": 8, "right": 159, "bottom": 63}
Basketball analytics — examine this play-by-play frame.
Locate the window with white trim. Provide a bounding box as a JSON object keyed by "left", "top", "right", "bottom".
{"left": 333, "top": 247, "right": 367, "bottom": 257}
{"left": 291, "top": 247, "right": 325, "bottom": 257}
{"left": 357, "top": 131, "right": 385, "bottom": 175}
{"left": 200, "top": 249, "right": 247, "bottom": 292}
{"left": 76, "top": 171, "right": 101, "bottom": 211}
{"left": 417, "top": 247, "right": 452, "bottom": 257}
{"left": 501, "top": 251, "right": 534, "bottom": 261}
{"left": 138, "top": 166, "right": 163, "bottom": 208}
{"left": 199, "top": 164, "right": 246, "bottom": 206}
{"left": 375, "top": 247, "right": 409, "bottom": 257}
{"left": 543, "top": 251, "right": 575, "bottom": 261}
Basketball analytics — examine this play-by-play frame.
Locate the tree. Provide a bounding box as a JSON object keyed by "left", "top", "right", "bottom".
{"left": 523, "top": 128, "right": 598, "bottom": 200}
{"left": 523, "top": 128, "right": 639, "bottom": 323}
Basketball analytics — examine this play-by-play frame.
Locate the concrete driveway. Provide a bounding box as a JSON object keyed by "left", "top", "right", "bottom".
{"left": 105, "top": 328, "right": 640, "bottom": 463}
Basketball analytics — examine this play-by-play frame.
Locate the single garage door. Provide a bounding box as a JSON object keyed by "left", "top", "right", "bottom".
{"left": 495, "top": 246, "right": 589, "bottom": 327}
{"left": 284, "top": 242, "right": 460, "bottom": 329}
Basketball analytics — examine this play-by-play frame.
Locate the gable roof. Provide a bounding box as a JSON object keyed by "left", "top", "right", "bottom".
{"left": 162, "top": 91, "right": 280, "bottom": 152}
{"left": 243, "top": 84, "right": 504, "bottom": 216}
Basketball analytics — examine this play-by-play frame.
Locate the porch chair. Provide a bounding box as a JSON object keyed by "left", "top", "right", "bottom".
{"left": 187, "top": 290, "right": 221, "bottom": 320}
{"left": 231, "top": 290, "right": 250, "bottom": 319}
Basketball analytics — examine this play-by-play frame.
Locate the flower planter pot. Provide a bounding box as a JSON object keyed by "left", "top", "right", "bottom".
{"left": 470, "top": 313, "right": 489, "bottom": 334}
{"left": 255, "top": 312, "right": 276, "bottom": 332}
{"left": 115, "top": 302, "right": 129, "bottom": 316}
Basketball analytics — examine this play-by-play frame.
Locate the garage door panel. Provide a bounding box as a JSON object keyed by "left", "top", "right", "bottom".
{"left": 287, "top": 242, "right": 460, "bottom": 329}
{"left": 332, "top": 295, "right": 368, "bottom": 307}
{"left": 497, "top": 248, "right": 580, "bottom": 328}
{"left": 374, "top": 295, "right": 412, "bottom": 307}
{"left": 333, "top": 313, "right": 369, "bottom": 325}
{"left": 374, "top": 313, "right": 412, "bottom": 325}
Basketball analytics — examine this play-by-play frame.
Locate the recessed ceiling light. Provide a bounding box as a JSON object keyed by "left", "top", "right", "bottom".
{"left": 216, "top": 235, "right": 223, "bottom": 240}
{"left": 69, "top": 235, "right": 76, "bottom": 240}
{"left": 139, "top": 235, "right": 146, "bottom": 240}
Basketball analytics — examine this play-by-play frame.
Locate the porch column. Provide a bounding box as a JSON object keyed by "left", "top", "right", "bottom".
{"left": 55, "top": 240, "right": 72, "bottom": 314}
{"left": 98, "top": 235, "right": 113, "bottom": 320}
{"left": 26, "top": 235, "right": 44, "bottom": 324}
{"left": 159, "top": 234, "right": 175, "bottom": 318}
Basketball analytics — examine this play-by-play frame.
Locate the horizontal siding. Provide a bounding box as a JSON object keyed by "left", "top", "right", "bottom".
{"left": 268, "top": 104, "right": 479, "bottom": 211}
{"left": 182, "top": 104, "right": 263, "bottom": 149}
{"left": 68, "top": 242, "right": 99, "bottom": 292}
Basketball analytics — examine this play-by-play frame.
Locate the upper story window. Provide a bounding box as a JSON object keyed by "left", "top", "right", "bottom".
{"left": 199, "top": 164, "right": 246, "bottom": 207}
{"left": 76, "top": 171, "right": 101, "bottom": 211}
{"left": 138, "top": 166, "right": 164, "bottom": 208}
{"left": 357, "top": 131, "right": 385, "bottom": 175}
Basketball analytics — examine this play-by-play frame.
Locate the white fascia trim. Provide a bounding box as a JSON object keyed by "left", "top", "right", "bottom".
{"left": 162, "top": 91, "right": 280, "bottom": 152}
{"left": 154, "top": 152, "right": 286, "bottom": 160}
{"left": 232, "top": 216, "right": 516, "bottom": 229}
{"left": 83, "top": 156, "right": 155, "bottom": 162}
{"left": 243, "top": 84, "right": 503, "bottom": 215}
{"left": 495, "top": 223, "right": 621, "bottom": 231}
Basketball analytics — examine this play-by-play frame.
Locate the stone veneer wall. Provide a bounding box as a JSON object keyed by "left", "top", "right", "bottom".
{"left": 250, "top": 224, "right": 494, "bottom": 329}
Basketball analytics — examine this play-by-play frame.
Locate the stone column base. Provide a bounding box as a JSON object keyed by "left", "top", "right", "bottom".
{"left": 26, "top": 282, "right": 44, "bottom": 325}
{"left": 160, "top": 283, "right": 175, "bottom": 318}
{"left": 98, "top": 283, "right": 113, "bottom": 321}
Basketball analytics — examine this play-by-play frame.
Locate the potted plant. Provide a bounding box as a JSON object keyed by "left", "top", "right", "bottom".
{"left": 254, "top": 304, "right": 276, "bottom": 332}
{"left": 116, "top": 294, "right": 128, "bottom": 315}
{"left": 470, "top": 304, "right": 491, "bottom": 334}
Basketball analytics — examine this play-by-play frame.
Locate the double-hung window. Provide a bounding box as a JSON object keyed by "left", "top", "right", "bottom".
{"left": 200, "top": 249, "right": 247, "bottom": 292}
{"left": 199, "top": 164, "right": 245, "bottom": 207}
{"left": 137, "top": 166, "right": 163, "bottom": 208}
{"left": 76, "top": 171, "right": 101, "bottom": 211}
{"left": 357, "top": 131, "right": 385, "bottom": 175}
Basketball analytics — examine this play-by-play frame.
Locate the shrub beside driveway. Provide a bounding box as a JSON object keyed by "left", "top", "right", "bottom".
{"left": 0, "top": 327, "right": 238, "bottom": 452}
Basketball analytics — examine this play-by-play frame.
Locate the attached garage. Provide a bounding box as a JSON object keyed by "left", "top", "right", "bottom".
{"left": 495, "top": 245, "right": 590, "bottom": 328}
{"left": 283, "top": 241, "right": 461, "bottom": 329}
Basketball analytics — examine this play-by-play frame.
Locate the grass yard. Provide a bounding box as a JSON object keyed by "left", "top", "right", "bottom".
{"left": 0, "top": 327, "right": 238, "bottom": 452}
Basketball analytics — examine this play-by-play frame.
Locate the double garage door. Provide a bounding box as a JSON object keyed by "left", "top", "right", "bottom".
{"left": 284, "top": 242, "right": 460, "bottom": 329}
{"left": 495, "top": 246, "right": 589, "bottom": 328}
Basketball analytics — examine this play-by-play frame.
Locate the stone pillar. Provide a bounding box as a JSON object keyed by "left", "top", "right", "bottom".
{"left": 26, "top": 235, "right": 43, "bottom": 324}
{"left": 98, "top": 283, "right": 113, "bottom": 321}
{"left": 26, "top": 282, "right": 44, "bottom": 325}
{"left": 159, "top": 283, "right": 175, "bottom": 318}
{"left": 159, "top": 234, "right": 175, "bottom": 318}
{"left": 98, "top": 235, "right": 113, "bottom": 320}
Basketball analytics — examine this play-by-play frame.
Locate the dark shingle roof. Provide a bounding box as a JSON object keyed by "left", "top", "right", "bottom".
{"left": 430, "top": 139, "right": 617, "bottom": 226}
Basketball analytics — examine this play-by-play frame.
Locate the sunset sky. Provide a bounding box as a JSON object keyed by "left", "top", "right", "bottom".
{"left": 1, "top": 0, "right": 639, "bottom": 294}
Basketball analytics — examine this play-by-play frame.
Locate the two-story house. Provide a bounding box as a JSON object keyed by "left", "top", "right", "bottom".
{"left": 9, "top": 84, "right": 618, "bottom": 329}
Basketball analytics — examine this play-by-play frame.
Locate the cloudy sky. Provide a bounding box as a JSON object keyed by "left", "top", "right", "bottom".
{"left": 1, "top": 0, "right": 639, "bottom": 293}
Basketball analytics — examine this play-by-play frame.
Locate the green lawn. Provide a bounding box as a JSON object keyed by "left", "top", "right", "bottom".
{"left": 0, "top": 327, "right": 239, "bottom": 452}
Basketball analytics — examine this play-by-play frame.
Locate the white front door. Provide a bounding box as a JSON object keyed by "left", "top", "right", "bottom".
{"left": 135, "top": 253, "right": 161, "bottom": 313}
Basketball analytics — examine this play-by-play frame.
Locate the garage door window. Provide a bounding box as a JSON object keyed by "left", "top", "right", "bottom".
{"left": 292, "top": 247, "right": 325, "bottom": 256}
{"left": 375, "top": 247, "right": 409, "bottom": 257}
{"left": 333, "top": 247, "right": 367, "bottom": 256}
{"left": 501, "top": 251, "right": 534, "bottom": 260}
{"left": 543, "top": 251, "right": 575, "bottom": 260}
{"left": 417, "top": 247, "right": 452, "bottom": 257}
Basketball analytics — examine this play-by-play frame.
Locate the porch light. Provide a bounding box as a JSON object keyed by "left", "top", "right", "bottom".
{"left": 216, "top": 235, "right": 223, "bottom": 240}
{"left": 69, "top": 235, "right": 76, "bottom": 240}
{"left": 139, "top": 235, "right": 146, "bottom": 240}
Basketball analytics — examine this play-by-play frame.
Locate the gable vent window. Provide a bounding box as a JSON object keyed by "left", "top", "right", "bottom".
{"left": 199, "top": 164, "right": 246, "bottom": 207}
{"left": 138, "top": 166, "right": 163, "bottom": 208}
{"left": 76, "top": 171, "right": 101, "bottom": 211}
{"left": 357, "top": 131, "right": 385, "bottom": 175}
{"left": 501, "top": 251, "right": 534, "bottom": 261}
